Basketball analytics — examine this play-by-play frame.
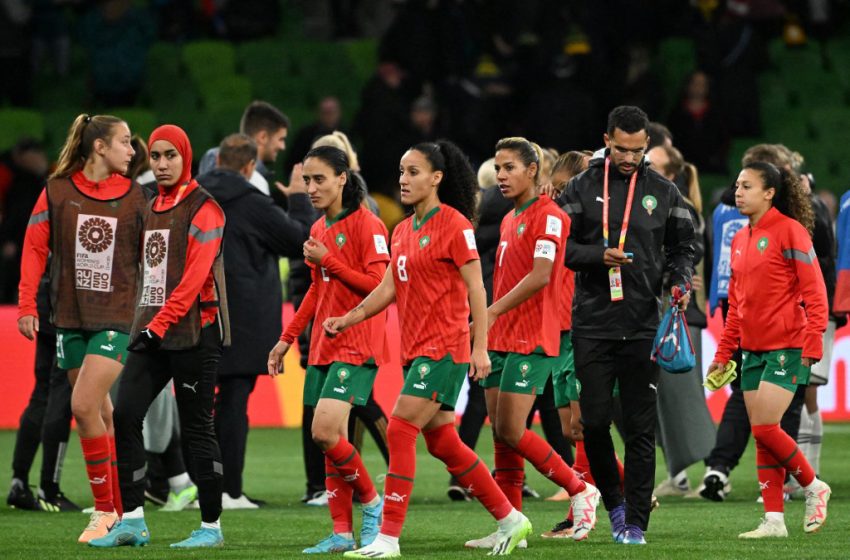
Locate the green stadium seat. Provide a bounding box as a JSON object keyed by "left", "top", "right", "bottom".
{"left": 656, "top": 37, "right": 696, "bottom": 113}
{"left": 0, "top": 109, "right": 45, "bottom": 151}
{"left": 105, "top": 108, "right": 158, "bottom": 141}
{"left": 198, "top": 75, "right": 253, "bottom": 114}
{"left": 344, "top": 39, "right": 378, "bottom": 83}
{"left": 182, "top": 41, "right": 237, "bottom": 85}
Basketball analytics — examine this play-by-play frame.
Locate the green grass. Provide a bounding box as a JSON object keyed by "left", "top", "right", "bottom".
{"left": 1, "top": 425, "right": 847, "bottom": 559}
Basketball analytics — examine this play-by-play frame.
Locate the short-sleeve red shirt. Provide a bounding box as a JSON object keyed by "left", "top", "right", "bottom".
{"left": 391, "top": 204, "right": 479, "bottom": 364}
{"left": 490, "top": 196, "right": 569, "bottom": 356}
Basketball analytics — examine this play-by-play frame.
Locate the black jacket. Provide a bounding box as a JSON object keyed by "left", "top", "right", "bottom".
{"left": 199, "top": 168, "right": 313, "bottom": 376}
{"left": 561, "top": 152, "right": 695, "bottom": 340}
{"left": 475, "top": 186, "right": 513, "bottom": 304}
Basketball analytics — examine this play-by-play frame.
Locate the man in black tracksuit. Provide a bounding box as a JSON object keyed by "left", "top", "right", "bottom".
{"left": 561, "top": 106, "right": 694, "bottom": 543}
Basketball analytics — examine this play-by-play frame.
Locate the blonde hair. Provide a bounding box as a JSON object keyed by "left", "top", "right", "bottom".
{"left": 552, "top": 150, "right": 591, "bottom": 181}
{"left": 683, "top": 162, "right": 703, "bottom": 214}
{"left": 311, "top": 131, "right": 360, "bottom": 172}
{"left": 51, "top": 114, "right": 126, "bottom": 179}
{"left": 477, "top": 157, "right": 497, "bottom": 188}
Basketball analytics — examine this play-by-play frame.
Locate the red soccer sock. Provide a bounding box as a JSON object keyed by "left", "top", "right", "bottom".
{"left": 325, "top": 438, "right": 378, "bottom": 504}
{"left": 572, "top": 441, "right": 595, "bottom": 485}
{"left": 755, "top": 440, "right": 786, "bottom": 512}
{"left": 108, "top": 436, "right": 123, "bottom": 516}
{"left": 752, "top": 424, "right": 815, "bottom": 487}
{"left": 80, "top": 434, "right": 113, "bottom": 513}
{"left": 494, "top": 442, "right": 525, "bottom": 510}
{"left": 516, "top": 429, "right": 587, "bottom": 496}
{"left": 325, "top": 456, "right": 354, "bottom": 534}
{"left": 381, "top": 416, "right": 420, "bottom": 537}
{"left": 424, "top": 424, "right": 513, "bottom": 521}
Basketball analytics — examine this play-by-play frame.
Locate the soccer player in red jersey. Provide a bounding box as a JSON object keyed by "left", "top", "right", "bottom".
{"left": 18, "top": 114, "right": 142, "bottom": 541}
{"left": 324, "top": 140, "right": 532, "bottom": 558}
{"left": 710, "top": 162, "right": 830, "bottom": 539}
{"left": 470, "top": 138, "right": 599, "bottom": 547}
{"left": 267, "top": 146, "right": 389, "bottom": 553}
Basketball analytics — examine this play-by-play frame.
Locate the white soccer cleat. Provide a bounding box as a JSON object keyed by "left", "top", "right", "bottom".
{"left": 738, "top": 517, "right": 788, "bottom": 539}
{"left": 803, "top": 479, "right": 831, "bottom": 533}
{"left": 570, "top": 483, "right": 600, "bottom": 541}
{"left": 222, "top": 492, "right": 259, "bottom": 510}
{"left": 465, "top": 531, "right": 527, "bottom": 550}
{"left": 488, "top": 513, "right": 532, "bottom": 556}
{"left": 343, "top": 539, "right": 401, "bottom": 558}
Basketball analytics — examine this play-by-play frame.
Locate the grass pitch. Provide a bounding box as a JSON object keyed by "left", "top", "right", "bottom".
{"left": 1, "top": 424, "right": 846, "bottom": 559}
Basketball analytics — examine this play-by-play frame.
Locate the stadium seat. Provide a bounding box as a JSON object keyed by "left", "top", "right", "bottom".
{"left": 106, "top": 108, "right": 158, "bottom": 141}
{"left": 198, "top": 76, "right": 253, "bottom": 114}
{"left": 182, "top": 41, "right": 237, "bottom": 85}
{"left": 0, "top": 109, "right": 45, "bottom": 151}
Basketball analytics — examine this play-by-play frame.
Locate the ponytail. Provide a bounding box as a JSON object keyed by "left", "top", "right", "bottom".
{"left": 51, "top": 113, "right": 126, "bottom": 180}
{"left": 410, "top": 140, "right": 478, "bottom": 223}
{"left": 743, "top": 161, "right": 814, "bottom": 236}
{"left": 303, "top": 145, "right": 364, "bottom": 213}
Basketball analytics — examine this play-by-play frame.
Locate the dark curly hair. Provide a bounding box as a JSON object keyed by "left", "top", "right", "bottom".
{"left": 743, "top": 161, "right": 814, "bottom": 236}
{"left": 409, "top": 140, "right": 478, "bottom": 223}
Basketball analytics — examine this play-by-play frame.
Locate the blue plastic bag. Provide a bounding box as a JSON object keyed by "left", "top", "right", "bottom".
{"left": 651, "top": 303, "right": 696, "bottom": 374}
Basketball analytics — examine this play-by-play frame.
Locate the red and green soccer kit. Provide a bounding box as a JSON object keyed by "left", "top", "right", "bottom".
{"left": 485, "top": 196, "right": 588, "bottom": 511}
{"left": 282, "top": 206, "right": 391, "bottom": 406}
{"left": 281, "top": 206, "right": 390, "bottom": 534}
{"left": 485, "top": 195, "right": 568, "bottom": 394}
{"left": 714, "top": 207, "right": 828, "bottom": 513}
{"left": 381, "top": 204, "right": 517, "bottom": 539}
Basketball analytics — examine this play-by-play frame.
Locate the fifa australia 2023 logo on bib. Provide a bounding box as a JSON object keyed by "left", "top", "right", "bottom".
{"left": 75, "top": 214, "right": 117, "bottom": 292}
{"left": 140, "top": 230, "right": 169, "bottom": 306}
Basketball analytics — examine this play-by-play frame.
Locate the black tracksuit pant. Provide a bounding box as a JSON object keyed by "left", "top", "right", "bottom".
{"left": 114, "top": 324, "right": 223, "bottom": 523}
{"left": 11, "top": 329, "right": 72, "bottom": 497}
{"left": 574, "top": 337, "right": 658, "bottom": 530}
{"left": 214, "top": 375, "right": 258, "bottom": 498}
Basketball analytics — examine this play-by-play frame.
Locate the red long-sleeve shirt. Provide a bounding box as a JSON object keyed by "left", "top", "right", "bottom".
{"left": 715, "top": 207, "right": 828, "bottom": 362}
{"left": 18, "top": 171, "right": 131, "bottom": 318}
{"left": 145, "top": 181, "right": 225, "bottom": 337}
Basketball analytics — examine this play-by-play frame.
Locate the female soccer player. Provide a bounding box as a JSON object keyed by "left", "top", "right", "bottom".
{"left": 267, "top": 146, "right": 388, "bottom": 553}
{"left": 324, "top": 140, "right": 531, "bottom": 558}
{"left": 710, "top": 161, "right": 831, "bottom": 539}
{"left": 90, "top": 124, "right": 230, "bottom": 549}
{"left": 18, "top": 114, "right": 143, "bottom": 541}
{"left": 470, "top": 138, "right": 599, "bottom": 548}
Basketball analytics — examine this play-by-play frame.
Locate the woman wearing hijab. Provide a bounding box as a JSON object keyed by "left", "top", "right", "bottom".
{"left": 90, "top": 124, "right": 230, "bottom": 549}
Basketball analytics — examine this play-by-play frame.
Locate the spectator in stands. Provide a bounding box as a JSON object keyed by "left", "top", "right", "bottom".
{"left": 667, "top": 71, "right": 730, "bottom": 174}
{"left": 199, "top": 100, "right": 291, "bottom": 197}
{"left": 285, "top": 97, "right": 345, "bottom": 177}
{"left": 77, "top": 0, "right": 155, "bottom": 106}
{"left": 198, "top": 133, "right": 312, "bottom": 509}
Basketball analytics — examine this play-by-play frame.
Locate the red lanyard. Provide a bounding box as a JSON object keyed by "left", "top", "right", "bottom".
{"left": 602, "top": 157, "right": 638, "bottom": 251}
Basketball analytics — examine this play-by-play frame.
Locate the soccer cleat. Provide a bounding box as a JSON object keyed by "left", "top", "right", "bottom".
{"left": 489, "top": 513, "right": 532, "bottom": 556}
{"left": 609, "top": 504, "right": 626, "bottom": 543}
{"left": 222, "top": 491, "right": 259, "bottom": 510}
{"left": 700, "top": 470, "right": 732, "bottom": 502}
{"left": 170, "top": 527, "right": 224, "bottom": 548}
{"left": 738, "top": 517, "right": 788, "bottom": 539}
{"left": 570, "top": 483, "right": 600, "bottom": 541}
{"left": 88, "top": 517, "right": 149, "bottom": 547}
{"left": 78, "top": 510, "right": 118, "bottom": 543}
{"left": 621, "top": 525, "right": 646, "bottom": 544}
{"left": 343, "top": 540, "right": 401, "bottom": 558}
{"left": 161, "top": 485, "right": 199, "bottom": 512}
{"left": 653, "top": 478, "right": 689, "bottom": 497}
{"left": 447, "top": 480, "right": 472, "bottom": 502}
{"left": 651, "top": 494, "right": 660, "bottom": 511}
{"left": 303, "top": 534, "right": 357, "bottom": 554}
{"left": 521, "top": 480, "right": 540, "bottom": 499}
{"left": 37, "top": 489, "right": 81, "bottom": 512}
{"left": 465, "top": 531, "right": 527, "bottom": 549}
{"left": 306, "top": 490, "right": 329, "bottom": 507}
{"left": 361, "top": 497, "right": 383, "bottom": 546}
{"left": 803, "top": 479, "right": 831, "bottom": 533}
{"left": 541, "top": 518, "right": 573, "bottom": 538}
{"left": 7, "top": 480, "right": 39, "bottom": 510}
